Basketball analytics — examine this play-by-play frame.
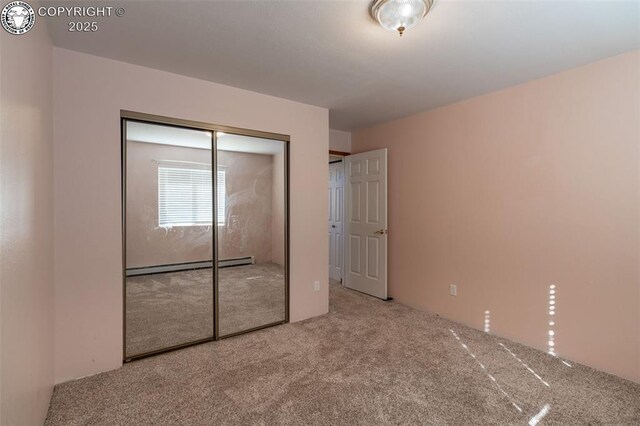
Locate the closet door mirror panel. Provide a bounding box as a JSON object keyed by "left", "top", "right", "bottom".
{"left": 124, "top": 120, "right": 214, "bottom": 358}
{"left": 216, "top": 134, "right": 287, "bottom": 337}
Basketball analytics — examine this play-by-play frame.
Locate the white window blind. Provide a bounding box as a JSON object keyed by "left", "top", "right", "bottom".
{"left": 157, "top": 163, "right": 225, "bottom": 227}
{"left": 216, "top": 169, "right": 226, "bottom": 226}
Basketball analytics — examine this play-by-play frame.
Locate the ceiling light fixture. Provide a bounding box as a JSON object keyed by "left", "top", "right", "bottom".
{"left": 371, "top": 0, "right": 434, "bottom": 37}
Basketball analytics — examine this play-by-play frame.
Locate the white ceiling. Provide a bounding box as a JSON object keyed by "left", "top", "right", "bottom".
{"left": 126, "top": 121, "right": 284, "bottom": 155}
{"left": 45, "top": 0, "right": 640, "bottom": 130}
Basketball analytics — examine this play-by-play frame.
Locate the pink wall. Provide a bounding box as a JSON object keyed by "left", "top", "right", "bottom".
{"left": 0, "top": 13, "right": 55, "bottom": 425}
{"left": 53, "top": 48, "right": 328, "bottom": 384}
{"left": 352, "top": 50, "right": 640, "bottom": 382}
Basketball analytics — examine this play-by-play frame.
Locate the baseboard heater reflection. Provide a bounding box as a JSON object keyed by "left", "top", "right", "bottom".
{"left": 126, "top": 256, "right": 255, "bottom": 277}
{"left": 218, "top": 256, "right": 255, "bottom": 268}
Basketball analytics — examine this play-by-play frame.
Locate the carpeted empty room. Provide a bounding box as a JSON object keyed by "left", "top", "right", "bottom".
{"left": 45, "top": 283, "right": 640, "bottom": 425}
{"left": 2, "top": 1, "right": 640, "bottom": 425}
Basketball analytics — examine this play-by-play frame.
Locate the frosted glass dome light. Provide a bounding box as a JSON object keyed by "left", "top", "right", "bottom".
{"left": 371, "top": 0, "right": 434, "bottom": 36}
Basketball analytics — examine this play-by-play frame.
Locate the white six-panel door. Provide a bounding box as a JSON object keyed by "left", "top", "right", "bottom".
{"left": 328, "top": 161, "right": 344, "bottom": 281}
{"left": 345, "top": 149, "right": 388, "bottom": 299}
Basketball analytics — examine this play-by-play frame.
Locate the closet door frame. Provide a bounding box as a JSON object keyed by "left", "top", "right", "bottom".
{"left": 121, "top": 110, "right": 290, "bottom": 362}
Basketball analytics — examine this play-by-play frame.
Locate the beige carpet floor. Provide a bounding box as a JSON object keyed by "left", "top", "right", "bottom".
{"left": 126, "top": 263, "right": 285, "bottom": 357}
{"left": 48, "top": 281, "right": 640, "bottom": 425}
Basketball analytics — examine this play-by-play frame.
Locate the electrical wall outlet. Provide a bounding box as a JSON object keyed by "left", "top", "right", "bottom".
{"left": 314, "top": 281, "right": 320, "bottom": 292}
{"left": 450, "top": 284, "right": 457, "bottom": 296}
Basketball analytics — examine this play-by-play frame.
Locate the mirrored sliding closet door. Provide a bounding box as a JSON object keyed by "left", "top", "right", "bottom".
{"left": 216, "top": 134, "right": 287, "bottom": 337}
{"left": 124, "top": 120, "right": 214, "bottom": 359}
{"left": 123, "top": 114, "right": 288, "bottom": 360}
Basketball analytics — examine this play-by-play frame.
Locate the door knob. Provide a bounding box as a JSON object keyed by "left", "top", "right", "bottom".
{"left": 331, "top": 225, "right": 336, "bottom": 228}
{"left": 373, "top": 229, "right": 387, "bottom": 235}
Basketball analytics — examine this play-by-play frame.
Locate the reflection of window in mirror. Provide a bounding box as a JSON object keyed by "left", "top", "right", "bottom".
{"left": 156, "top": 161, "right": 226, "bottom": 227}
{"left": 216, "top": 168, "right": 226, "bottom": 226}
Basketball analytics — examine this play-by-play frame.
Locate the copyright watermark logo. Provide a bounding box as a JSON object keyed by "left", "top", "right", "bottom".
{"left": 1, "top": 2, "right": 126, "bottom": 34}
{"left": 1, "top": 1, "right": 35, "bottom": 35}
{"left": 38, "top": 5, "right": 125, "bottom": 32}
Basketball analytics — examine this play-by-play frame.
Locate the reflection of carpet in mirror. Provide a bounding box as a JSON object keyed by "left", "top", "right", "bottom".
{"left": 126, "top": 263, "right": 285, "bottom": 357}
{"left": 218, "top": 262, "right": 286, "bottom": 336}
